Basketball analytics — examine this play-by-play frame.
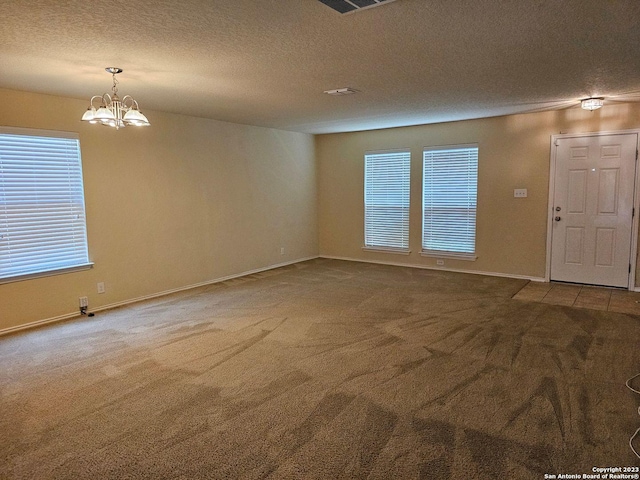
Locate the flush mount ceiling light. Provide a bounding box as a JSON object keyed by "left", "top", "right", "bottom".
{"left": 581, "top": 97, "right": 604, "bottom": 111}
{"left": 81, "top": 67, "right": 150, "bottom": 129}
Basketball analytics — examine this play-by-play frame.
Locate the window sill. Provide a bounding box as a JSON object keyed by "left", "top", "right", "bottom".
{"left": 420, "top": 250, "right": 477, "bottom": 261}
{"left": 362, "top": 246, "right": 411, "bottom": 255}
{"left": 0, "top": 263, "right": 94, "bottom": 285}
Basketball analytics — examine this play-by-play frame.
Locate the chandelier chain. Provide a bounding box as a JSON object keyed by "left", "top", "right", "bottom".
{"left": 112, "top": 74, "right": 119, "bottom": 96}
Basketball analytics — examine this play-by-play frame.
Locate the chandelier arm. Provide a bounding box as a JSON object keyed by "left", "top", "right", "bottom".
{"left": 121, "top": 95, "right": 134, "bottom": 109}
{"left": 102, "top": 93, "right": 112, "bottom": 107}
{"left": 89, "top": 95, "right": 103, "bottom": 109}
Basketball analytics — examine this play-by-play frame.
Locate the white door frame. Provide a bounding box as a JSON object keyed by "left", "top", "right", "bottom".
{"left": 545, "top": 129, "right": 640, "bottom": 290}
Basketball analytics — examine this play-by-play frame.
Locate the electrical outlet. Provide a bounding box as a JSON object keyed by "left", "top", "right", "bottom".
{"left": 280, "top": 247, "right": 285, "bottom": 255}
{"left": 97, "top": 282, "right": 105, "bottom": 294}
{"left": 436, "top": 259, "right": 445, "bottom": 266}
{"left": 514, "top": 188, "right": 528, "bottom": 198}
{"left": 79, "top": 296, "right": 88, "bottom": 308}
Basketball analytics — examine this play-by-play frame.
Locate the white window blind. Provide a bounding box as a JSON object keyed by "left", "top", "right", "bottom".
{"left": 0, "top": 129, "right": 91, "bottom": 282}
{"left": 422, "top": 145, "right": 478, "bottom": 256}
{"left": 364, "top": 150, "right": 410, "bottom": 251}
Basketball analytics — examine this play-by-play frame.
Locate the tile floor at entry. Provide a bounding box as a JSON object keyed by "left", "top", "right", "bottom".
{"left": 513, "top": 281, "right": 640, "bottom": 315}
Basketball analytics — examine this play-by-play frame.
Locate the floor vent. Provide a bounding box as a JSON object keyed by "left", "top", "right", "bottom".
{"left": 317, "top": 0, "right": 397, "bottom": 15}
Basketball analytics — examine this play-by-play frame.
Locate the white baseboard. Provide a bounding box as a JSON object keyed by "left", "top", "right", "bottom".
{"left": 319, "top": 255, "right": 546, "bottom": 282}
{"left": 0, "top": 256, "right": 320, "bottom": 337}
{"left": 0, "top": 311, "right": 81, "bottom": 337}
{"left": 87, "top": 256, "right": 320, "bottom": 315}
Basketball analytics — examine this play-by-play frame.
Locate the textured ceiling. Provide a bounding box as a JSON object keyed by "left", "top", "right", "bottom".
{"left": 0, "top": 0, "right": 639, "bottom": 134}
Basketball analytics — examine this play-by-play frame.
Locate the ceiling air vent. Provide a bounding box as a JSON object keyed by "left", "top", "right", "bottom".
{"left": 324, "top": 88, "right": 358, "bottom": 96}
{"left": 317, "top": 0, "right": 397, "bottom": 15}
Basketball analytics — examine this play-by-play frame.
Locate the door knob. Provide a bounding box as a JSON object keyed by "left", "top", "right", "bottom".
{"left": 555, "top": 216, "right": 561, "bottom": 221}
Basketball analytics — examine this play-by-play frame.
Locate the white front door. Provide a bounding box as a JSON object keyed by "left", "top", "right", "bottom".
{"left": 550, "top": 133, "right": 638, "bottom": 287}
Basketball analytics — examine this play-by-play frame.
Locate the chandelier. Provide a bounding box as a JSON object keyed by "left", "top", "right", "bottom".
{"left": 81, "top": 67, "right": 150, "bottom": 129}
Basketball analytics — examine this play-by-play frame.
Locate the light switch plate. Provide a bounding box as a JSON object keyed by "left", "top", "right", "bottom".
{"left": 514, "top": 188, "right": 528, "bottom": 198}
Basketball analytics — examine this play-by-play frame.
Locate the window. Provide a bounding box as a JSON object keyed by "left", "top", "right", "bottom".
{"left": 0, "top": 128, "right": 91, "bottom": 282}
{"left": 364, "top": 150, "right": 410, "bottom": 252}
{"left": 422, "top": 145, "right": 478, "bottom": 258}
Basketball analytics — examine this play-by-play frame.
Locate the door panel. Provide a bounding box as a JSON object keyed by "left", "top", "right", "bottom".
{"left": 567, "top": 170, "right": 587, "bottom": 213}
{"left": 550, "top": 133, "right": 637, "bottom": 287}
{"left": 564, "top": 227, "right": 584, "bottom": 265}
{"left": 597, "top": 169, "right": 619, "bottom": 214}
{"left": 594, "top": 228, "right": 615, "bottom": 267}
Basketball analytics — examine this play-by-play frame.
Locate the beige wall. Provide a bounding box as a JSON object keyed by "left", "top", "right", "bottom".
{"left": 317, "top": 104, "right": 640, "bottom": 280}
{"left": 3, "top": 88, "right": 640, "bottom": 333}
{"left": 0, "top": 88, "right": 318, "bottom": 331}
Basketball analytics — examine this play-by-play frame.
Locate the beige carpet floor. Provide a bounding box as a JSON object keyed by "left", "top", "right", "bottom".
{"left": 1, "top": 258, "right": 639, "bottom": 479}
